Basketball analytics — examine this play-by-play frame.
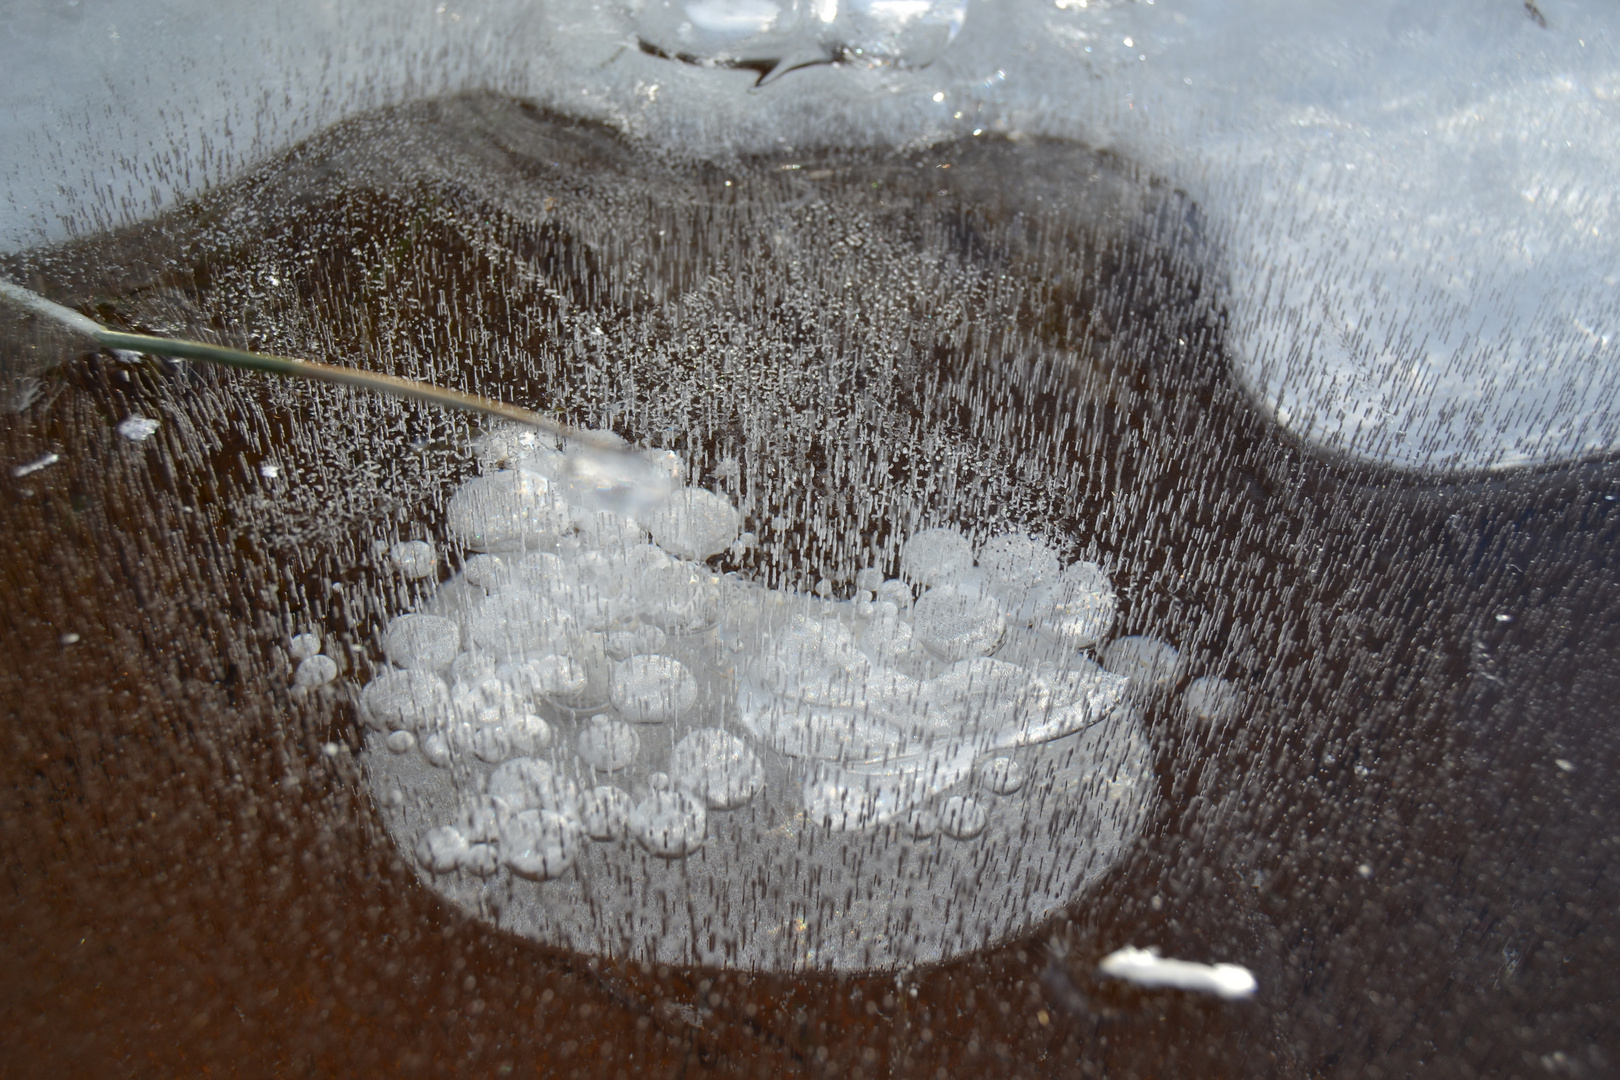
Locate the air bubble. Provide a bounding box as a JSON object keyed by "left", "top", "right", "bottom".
{"left": 1183, "top": 675, "right": 1241, "bottom": 723}
{"left": 939, "top": 795, "right": 988, "bottom": 839}
{"left": 610, "top": 654, "right": 698, "bottom": 723}
{"left": 361, "top": 669, "right": 449, "bottom": 730}
{"left": 630, "top": 790, "right": 708, "bottom": 857}
{"left": 294, "top": 653, "right": 339, "bottom": 687}
{"left": 913, "top": 583, "right": 1007, "bottom": 662}
{"left": 670, "top": 728, "right": 764, "bottom": 809}
{"left": 580, "top": 786, "right": 634, "bottom": 841}
{"left": 386, "top": 729, "right": 418, "bottom": 754}
{"left": 1101, "top": 635, "right": 1183, "bottom": 691}
{"left": 288, "top": 632, "right": 322, "bottom": 660}
{"left": 499, "top": 809, "right": 583, "bottom": 879}
{"left": 577, "top": 718, "right": 641, "bottom": 771}
{"left": 645, "top": 488, "right": 741, "bottom": 560}
{"left": 390, "top": 539, "right": 437, "bottom": 579}
{"left": 900, "top": 527, "right": 975, "bottom": 586}
{"left": 382, "top": 614, "right": 460, "bottom": 672}
{"left": 977, "top": 756, "right": 1025, "bottom": 794}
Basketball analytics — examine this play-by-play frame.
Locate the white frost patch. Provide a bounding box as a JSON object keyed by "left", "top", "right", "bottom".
{"left": 1097, "top": 946, "right": 1258, "bottom": 1000}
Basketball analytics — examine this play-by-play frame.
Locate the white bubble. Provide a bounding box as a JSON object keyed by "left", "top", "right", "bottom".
{"left": 977, "top": 756, "right": 1025, "bottom": 795}
{"left": 854, "top": 567, "right": 886, "bottom": 592}
{"left": 913, "top": 584, "right": 1007, "bottom": 662}
{"left": 466, "top": 590, "right": 572, "bottom": 657}
{"left": 461, "top": 843, "right": 501, "bottom": 876}
{"left": 500, "top": 654, "right": 589, "bottom": 703}
{"left": 500, "top": 809, "right": 584, "bottom": 879}
{"left": 361, "top": 670, "right": 450, "bottom": 731}
{"left": 977, "top": 534, "right": 1059, "bottom": 605}
{"left": 117, "top": 414, "right": 161, "bottom": 441}
{"left": 645, "top": 488, "right": 741, "bottom": 560}
{"left": 419, "top": 731, "right": 452, "bottom": 767}
{"left": 1101, "top": 636, "right": 1183, "bottom": 690}
{"left": 632, "top": 560, "right": 719, "bottom": 634}
{"left": 580, "top": 786, "right": 634, "bottom": 841}
{"left": 604, "top": 621, "right": 669, "bottom": 660}
{"left": 288, "top": 632, "right": 322, "bottom": 660}
{"left": 630, "top": 790, "right": 708, "bottom": 857}
{"left": 900, "top": 527, "right": 974, "bottom": 586}
{"left": 1033, "top": 561, "right": 1117, "bottom": 647}
{"left": 901, "top": 808, "right": 938, "bottom": 838}
{"left": 467, "top": 713, "right": 554, "bottom": 763}
{"left": 577, "top": 718, "right": 641, "bottom": 771}
{"left": 390, "top": 539, "right": 437, "bottom": 579}
{"left": 446, "top": 470, "right": 571, "bottom": 551}
{"left": 382, "top": 614, "right": 461, "bottom": 672}
{"left": 610, "top": 654, "right": 698, "bottom": 723}
{"left": 416, "top": 825, "right": 469, "bottom": 873}
{"left": 462, "top": 553, "right": 509, "bottom": 588}
{"left": 939, "top": 795, "right": 988, "bottom": 840}
{"left": 1183, "top": 676, "right": 1241, "bottom": 723}
{"left": 293, "top": 653, "right": 339, "bottom": 687}
{"left": 875, "top": 579, "right": 913, "bottom": 607}
{"left": 386, "top": 729, "right": 418, "bottom": 754}
{"left": 802, "top": 774, "right": 907, "bottom": 831}
{"left": 487, "top": 757, "right": 578, "bottom": 816}
{"left": 670, "top": 728, "right": 764, "bottom": 809}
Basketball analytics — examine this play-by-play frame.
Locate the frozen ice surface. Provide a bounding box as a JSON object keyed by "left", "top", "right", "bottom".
{"left": 8, "top": 0, "right": 1620, "bottom": 471}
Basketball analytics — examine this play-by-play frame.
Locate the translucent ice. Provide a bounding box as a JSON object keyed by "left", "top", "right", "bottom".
{"left": 361, "top": 669, "right": 449, "bottom": 730}
{"left": 499, "top": 809, "right": 583, "bottom": 879}
{"left": 117, "top": 415, "right": 160, "bottom": 442}
{"left": 912, "top": 582, "right": 1006, "bottom": 662}
{"left": 293, "top": 654, "right": 338, "bottom": 688}
{"left": 900, "top": 528, "right": 974, "bottom": 587}
{"left": 388, "top": 540, "right": 436, "bottom": 579}
{"left": 1102, "top": 636, "right": 1184, "bottom": 692}
{"left": 576, "top": 718, "right": 641, "bottom": 772}
{"left": 645, "top": 488, "right": 741, "bottom": 561}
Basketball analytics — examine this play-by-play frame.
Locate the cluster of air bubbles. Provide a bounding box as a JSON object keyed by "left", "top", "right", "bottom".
{"left": 288, "top": 631, "right": 339, "bottom": 690}
{"left": 319, "top": 425, "right": 1216, "bottom": 964}
{"left": 632, "top": 0, "right": 968, "bottom": 82}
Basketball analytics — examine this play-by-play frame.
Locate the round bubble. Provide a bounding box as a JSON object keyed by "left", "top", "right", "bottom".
{"left": 939, "top": 795, "right": 989, "bottom": 840}
{"left": 630, "top": 790, "right": 708, "bottom": 857}
{"left": 902, "top": 808, "right": 939, "bottom": 838}
{"left": 382, "top": 614, "right": 460, "bottom": 672}
{"left": 419, "top": 732, "right": 452, "bottom": 767}
{"left": 486, "top": 758, "right": 578, "bottom": 816}
{"left": 1184, "top": 675, "right": 1242, "bottom": 723}
{"left": 579, "top": 786, "right": 634, "bottom": 841}
{"left": 294, "top": 654, "right": 339, "bottom": 688}
{"left": 446, "top": 470, "right": 570, "bottom": 551}
{"left": 462, "top": 554, "right": 509, "bottom": 588}
{"left": 499, "top": 654, "right": 589, "bottom": 703}
{"left": 499, "top": 809, "right": 583, "bottom": 880}
{"left": 900, "top": 527, "right": 974, "bottom": 586}
{"left": 577, "top": 718, "right": 641, "bottom": 772}
{"left": 610, "top": 654, "right": 698, "bottom": 723}
{"left": 1102, "top": 635, "right": 1184, "bottom": 691}
{"left": 288, "top": 632, "right": 322, "bottom": 660}
{"left": 386, "top": 729, "right": 417, "bottom": 755}
{"left": 977, "top": 534, "right": 1059, "bottom": 604}
{"left": 390, "top": 539, "right": 437, "bottom": 579}
{"left": 604, "top": 621, "right": 668, "bottom": 661}
{"left": 361, "top": 669, "right": 448, "bottom": 731}
{"left": 977, "top": 756, "right": 1026, "bottom": 795}
{"left": 913, "top": 584, "right": 1007, "bottom": 662}
{"left": 669, "top": 728, "right": 765, "bottom": 809}
{"left": 646, "top": 488, "right": 741, "bottom": 560}
{"left": 466, "top": 590, "right": 572, "bottom": 657}
{"left": 1034, "top": 562, "right": 1118, "bottom": 647}
{"left": 416, "top": 826, "right": 469, "bottom": 874}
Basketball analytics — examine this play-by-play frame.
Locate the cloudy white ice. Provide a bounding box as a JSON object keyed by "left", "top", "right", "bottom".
{"left": 4, "top": 0, "right": 1620, "bottom": 472}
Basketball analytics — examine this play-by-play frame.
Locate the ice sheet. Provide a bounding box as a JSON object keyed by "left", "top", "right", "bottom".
{"left": 4, "top": 0, "right": 1618, "bottom": 471}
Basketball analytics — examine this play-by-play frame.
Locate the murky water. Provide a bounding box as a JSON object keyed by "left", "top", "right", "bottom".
{"left": 2, "top": 92, "right": 1617, "bottom": 1076}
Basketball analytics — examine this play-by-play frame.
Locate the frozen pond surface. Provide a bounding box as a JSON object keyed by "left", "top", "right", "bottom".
{"left": 2, "top": 84, "right": 1618, "bottom": 1079}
